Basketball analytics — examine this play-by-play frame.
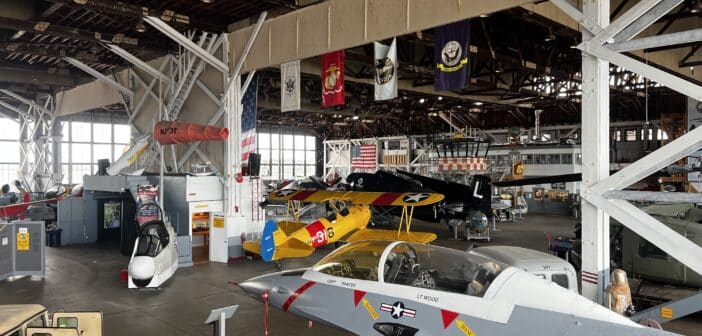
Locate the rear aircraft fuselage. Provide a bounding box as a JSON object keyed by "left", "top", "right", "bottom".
{"left": 288, "top": 205, "right": 371, "bottom": 248}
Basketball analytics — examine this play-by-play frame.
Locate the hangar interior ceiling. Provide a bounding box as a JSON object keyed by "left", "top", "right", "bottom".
{"left": 0, "top": 0, "right": 699, "bottom": 139}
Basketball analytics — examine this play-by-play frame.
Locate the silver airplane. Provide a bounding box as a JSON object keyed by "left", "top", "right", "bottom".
{"left": 239, "top": 241, "right": 680, "bottom": 336}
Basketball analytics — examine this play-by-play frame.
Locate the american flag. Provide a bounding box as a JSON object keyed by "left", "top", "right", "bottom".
{"left": 241, "top": 77, "right": 258, "bottom": 165}
{"left": 351, "top": 144, "right": 377, "bottom": 170}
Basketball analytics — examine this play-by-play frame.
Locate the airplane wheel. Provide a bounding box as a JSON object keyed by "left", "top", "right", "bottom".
{"left": 274, "top": 261, "right": 283, "bottom": 270}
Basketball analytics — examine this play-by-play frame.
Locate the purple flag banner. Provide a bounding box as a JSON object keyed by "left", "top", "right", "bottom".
{"left": 434, "top": 19, "right": 471, "bottom": 92}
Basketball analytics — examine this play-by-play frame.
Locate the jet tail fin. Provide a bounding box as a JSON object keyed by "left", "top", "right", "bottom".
{"left": 260, "top": 219, "right": 314, "bottom": 262}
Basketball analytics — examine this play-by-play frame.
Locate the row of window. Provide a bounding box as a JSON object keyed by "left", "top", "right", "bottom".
{"left": 61, "top": 121, "right": 131, "bottom": 184}
{"left": 614, "top": 128, "right": 669, "bottom": 142}
{"left": 487, "top": 153, "right": 578, "bottom": 165}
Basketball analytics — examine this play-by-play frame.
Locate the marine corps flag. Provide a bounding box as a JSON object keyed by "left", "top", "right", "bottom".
{"left": 434, "top": 19, "right": 471, "bottom": 91}
{"left": 281, "top": 60, "right": 300, "bottom": 112}
{"left": 374, "top": 38, "right": 398, "bottom": 101}
{"left": 321, "top": 50, "right": 345, "bottom": 107}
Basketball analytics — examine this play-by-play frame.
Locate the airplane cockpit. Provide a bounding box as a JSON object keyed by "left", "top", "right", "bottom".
{"left": 312, "top": 241, "right": 507, "bottom": 298}
{"left": 134, "top": 221, "right": 170, "bottom": 258}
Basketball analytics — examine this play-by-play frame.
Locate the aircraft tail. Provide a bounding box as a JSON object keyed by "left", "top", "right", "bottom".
{"left": 260, "top": 219, "right": 314, "bottom": 262}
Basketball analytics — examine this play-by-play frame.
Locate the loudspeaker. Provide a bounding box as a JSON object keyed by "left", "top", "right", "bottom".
{"left": 97, "top": 159, "right": 110, "bottom": 176}
{"left": 248, "top": 153, "right": 261, "bottom": 176}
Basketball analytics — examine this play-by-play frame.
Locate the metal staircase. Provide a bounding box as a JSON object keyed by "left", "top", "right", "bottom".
{"left": 136, "top": 32, "right": 220, "bottom": 172}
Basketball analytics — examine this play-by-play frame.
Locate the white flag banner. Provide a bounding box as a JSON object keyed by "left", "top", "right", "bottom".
{"left": 281, "top": 60, "right": 301, "bottom": 112}
{"left": 374, "top": 38, "right": 398, "bottom": 101}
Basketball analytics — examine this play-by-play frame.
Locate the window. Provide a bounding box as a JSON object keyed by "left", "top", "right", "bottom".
{"left": 60, "top": 119, "right": 132, "bottom": 184}
{"left": 657, "top": 129, "right": 669, "bottom": 141}
{"left": 0, "top": 119, "right": 20, "bottom": 182}
{"left": 562, "top": 154, "right": 573, "bottom": 164}
{"left": 551, "top": 274, "right": 569, "bottom": 289}
{"left": 256, "top": 131, "right": 317, "bottom": 180}
{"left": 614, "top": 130, "right": 622, "bottom": 142}
{"left": 625, "top": 129, "right": 637, "bottom": 141}
{"left": 57, "top": 316, "right": 78, "bottom": 328}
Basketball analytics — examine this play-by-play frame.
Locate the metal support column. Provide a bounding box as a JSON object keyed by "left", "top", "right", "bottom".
{"left": 580, "top": 0, "right": 611, "bottom": 303}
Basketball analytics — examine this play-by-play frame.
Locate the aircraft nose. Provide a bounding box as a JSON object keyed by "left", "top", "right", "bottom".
{"left": 129, "top": 256, "right": 155, "bottom": 279}
{"left": 238, "top": 276, "right": 273, "bottom": 302}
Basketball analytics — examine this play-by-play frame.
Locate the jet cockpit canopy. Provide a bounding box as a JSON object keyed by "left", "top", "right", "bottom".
{"left": 312, "top": 241, "right": 507, "bottom": 297}
{"left": 135, "top": 221, "right": 169, "bottom": 258}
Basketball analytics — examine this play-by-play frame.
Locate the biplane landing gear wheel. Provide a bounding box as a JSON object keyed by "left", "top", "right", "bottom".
{"left": 274, "top": 261, "right": 283, "bottom": 270}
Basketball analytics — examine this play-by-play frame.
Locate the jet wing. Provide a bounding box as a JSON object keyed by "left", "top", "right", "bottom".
{"left": 345, "top": 229, "right": 437, "bottom": 244}
{"left": 268, "top": 190, "right": 444, "bottom": 207}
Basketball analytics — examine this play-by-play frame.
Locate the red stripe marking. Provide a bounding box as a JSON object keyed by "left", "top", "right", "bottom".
{"left": 282, "top": 281, "right": 316, "bottom": 312}
{"left": 371, "top": 192, "right": 404, "bottom": 205}
{"left": 289, "top": 190, "right": 318, "bottom": 201}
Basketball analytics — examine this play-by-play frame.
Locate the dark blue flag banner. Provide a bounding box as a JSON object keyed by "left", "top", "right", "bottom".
{"left": 434, "top": 19, "right": 471, "bottom": 92}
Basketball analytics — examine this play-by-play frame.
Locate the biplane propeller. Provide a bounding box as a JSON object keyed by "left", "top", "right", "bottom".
{"left": 243, "top": 190, "right": 445, "bottom": 263}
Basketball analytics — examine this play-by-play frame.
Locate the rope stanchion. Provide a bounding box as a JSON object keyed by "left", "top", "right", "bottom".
{"left": 262, "top": 290, "right": 270, "bottom": 335}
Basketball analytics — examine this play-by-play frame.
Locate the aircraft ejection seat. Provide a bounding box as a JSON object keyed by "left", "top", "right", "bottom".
{"left": 467, "top": 262, "right": 501, "bottom": 296}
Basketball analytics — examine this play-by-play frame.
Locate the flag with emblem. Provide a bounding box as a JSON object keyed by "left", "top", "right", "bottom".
{"left": 374, "top": 38, "right": 398, "bottom": 101}
{"left": 241, "top": 77, "right": 258, "bottom": 166}
{"left": 351, "top": 144, "right": 376, "bottom": 170}
{"left": 321, "top": 50, "right": 345, "bottom": 107}
{"left": 434, "top": 19, "right": 471, "bottom": 91}
{"left": 281, "top": 60, "right": 300, "bottom": 112}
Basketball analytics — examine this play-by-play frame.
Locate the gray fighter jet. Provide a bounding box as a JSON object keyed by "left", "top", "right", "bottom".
{"left": 239, "top": 241, "right": 679, "bottom": 336}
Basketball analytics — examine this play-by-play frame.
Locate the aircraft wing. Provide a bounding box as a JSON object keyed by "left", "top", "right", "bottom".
{"left": 345, "top": 229, "right": 437, "bottom": 244}
{"left": 276, "top": 220, "right": 308, "bottom": 236}
{"left": 268, "top": 190, "right": 444, "bottom": 207}
{"left": 242, "top": 237, "right": 315, "bottom": 260}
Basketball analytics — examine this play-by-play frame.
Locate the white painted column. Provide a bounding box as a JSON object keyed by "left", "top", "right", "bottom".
{"left": 580, "top": 0, "right": 611, "bottom": 303}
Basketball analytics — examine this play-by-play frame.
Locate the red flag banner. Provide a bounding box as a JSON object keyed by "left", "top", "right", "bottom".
{"left": 321, "top": 50, "right": 345, "bottom": 107}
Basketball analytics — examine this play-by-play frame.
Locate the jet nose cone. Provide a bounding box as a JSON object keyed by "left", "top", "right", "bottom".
{"left": 238, "top": 276, "right": 273, "bottom": 302}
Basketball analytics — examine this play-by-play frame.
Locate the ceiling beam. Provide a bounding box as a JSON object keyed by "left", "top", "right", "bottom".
{"left": 44, "top": 0, "right": 225, "bottom": 32}
{"left": 63, "top": 57, "right": 133, "bottom": 97}
{"left": 0, "top": 42, "right": 124, "bottom": 67}
{"left": 607, "top": 29, "right": 702, "bottom": 53}
{"left": 0, "top": 16, "right": 170, "bottom": 53}
{"left": 0, "top": 66, "right": 79, "bottom": 86}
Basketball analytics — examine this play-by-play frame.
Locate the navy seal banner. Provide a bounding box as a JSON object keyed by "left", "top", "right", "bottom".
{"left": 374, "top": 38, "right": 398, "bottom": 101}
{"left": 281, "top": 60, "right": 300, "bottom": 112}
{"left": 434, "top": 19, "right": 471, "bottom": 91}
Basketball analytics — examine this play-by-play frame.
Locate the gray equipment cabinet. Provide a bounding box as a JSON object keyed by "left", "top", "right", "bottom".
{"left": 0, "top": 221, "right": 45, "bottom": 280}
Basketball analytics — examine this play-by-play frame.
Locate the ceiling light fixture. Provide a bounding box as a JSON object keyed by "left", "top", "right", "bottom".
{"left": 691, "top": 0, "right": 702, "bottom": 13}
{"left": 201, "top": 0, "right": 214, "bottom": 3}
{"left": 473, "top": 101, "right": 483, "bottom": 106}
{"left": 419, "top": 98, "right": 426, "bottom": 104}
{"left": 544, "top": 29, "right": 556, "bottom": 42}
{"left": 437, "top": 96, "right": 443, "bottom": 101}
{"left": 352, "top": 115, "right": 360, "bottom": 120}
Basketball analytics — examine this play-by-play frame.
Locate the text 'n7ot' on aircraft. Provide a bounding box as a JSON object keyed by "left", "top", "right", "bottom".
{"left": 238, "top": 241, "right": 679, "bottom": 336}
{"left": 242, "top": 190, "right": 444, "bottom": 263}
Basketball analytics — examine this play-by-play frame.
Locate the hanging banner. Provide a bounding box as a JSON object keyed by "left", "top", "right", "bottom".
{"left": 281, "top": 60, "right": 301, "bottom": 112}
{"left": 321, "top": 50, "right": 345, "bottom": 107}
{"left": 374, "top": 38, "right": 398, "bottom": 101}
{"left": 435, "top": 19, "right": 471, "bottom": 91}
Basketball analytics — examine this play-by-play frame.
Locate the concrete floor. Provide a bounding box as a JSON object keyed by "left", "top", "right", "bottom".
{"left": 1, "top": 214, "right": 700, "bottom": 335}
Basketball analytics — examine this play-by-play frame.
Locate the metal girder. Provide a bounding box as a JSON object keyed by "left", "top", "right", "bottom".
{"left": 613, "top": 0, "right": 683, "bottom": 42}
{"left": 582, "top": 192, "right": 702, "bottom": 277}
{"left": 580, "top": 43, "right": 702, "bottom": 101}
{"left": 0, "top": 100, "right": 29, "bottom": 117}
{"left": 64, "top": 57, "right": 134, "bottom": 97}
{"left": 44, "top": 0, "right": 223, "bottom": 32}
{"left": 178, "top": 13, "right": 267, "bottom": 169}
{"left": 607, "top": 29, "right": 702, "bottom": 52}
{"left": 0, "top": 89, "right": 51, "bottom": 115}
{"left": 0, "top": 16, "right": 168, "bottom": 52}
{"left": 551, "top": 0, "right": 603, "bottom": 35}
{"left": 105, "top": 44, "right": 172, "bottom": 84}
{"left": 144, "top": 16, "right": 229, "bottom": 74}
{"left": 603, "top": 190, "right": 702, "bottom": 203}
{"left": 591, "top": 0, "right": 664, "bottom": 43}
{"left": 592, "top": 125, "right": 702, "bottom": 193}
{"left": 556, "top": 0, "right": 702, "bottom": 305}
